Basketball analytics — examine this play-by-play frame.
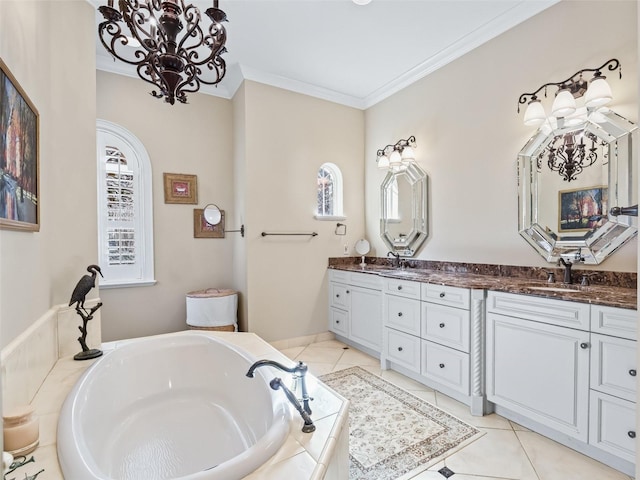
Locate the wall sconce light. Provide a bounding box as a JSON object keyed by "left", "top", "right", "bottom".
{"left": 203, "top": 204, "right": 245, "bottom": 237}
{"left": 517, "top": 58, "right": 621, "bottom": 127}
{"left": 376, "top": 136, "right": 417, "bottom": 170}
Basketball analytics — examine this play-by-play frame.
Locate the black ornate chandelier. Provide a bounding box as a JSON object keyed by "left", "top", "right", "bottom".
{"left": 537, "top": 132, "right": 600, "bottom": 182}
{"left": 98, "top": 0, "right": 228, "bottom": 105}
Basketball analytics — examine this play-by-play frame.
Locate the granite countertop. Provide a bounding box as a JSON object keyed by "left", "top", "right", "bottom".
{"left": 329, "top": 263, "right": 637, "bottom": 310}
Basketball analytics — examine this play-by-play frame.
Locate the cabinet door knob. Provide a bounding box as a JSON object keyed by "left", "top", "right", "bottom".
{"left": 346, "top": 290, "right": 350, "bottom": 294}
{"left": 580, "top": 342, "right": 590, "bottom": 349}
{"left": 628, "top": 431, "right": 636, "bottom": 439}
{"left": 397, "top": 285, "right": 403, "bottom": 290}
{"left": 336, "top": 294, "right": 340, "bottom": 298}
{"left": 439, "top": 363, "right": 445, "bottom": 369}
{"left": 439, "top": 323, "right": 445, "bottom": 328}
{"left": 398, "top": 312, "right": 403, "bottom": 317}
{"left": 398, "top": 346, "right": 403, "bottom": 352}
{"left": 336, "top": 320, "right": 340, "bottom": 324}
{"left": 629, "top": 369, "right": 637, "bottom": 377}
{"left": 439, "top": 292, "right": 445, "bottom": 298}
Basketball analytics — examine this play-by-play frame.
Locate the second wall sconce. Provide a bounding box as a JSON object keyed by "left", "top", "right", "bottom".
{"left": 517, "top": 58, "right": 621, "bottom": 127}
{"left": 376, "top": 136, "right": 417, "bottom": 171}
{"left": 203, "top": 204, "right": 245, "bottom": 237}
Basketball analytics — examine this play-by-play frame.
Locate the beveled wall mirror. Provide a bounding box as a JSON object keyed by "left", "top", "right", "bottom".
{"left": 380, "top": 162, "right": 428, "bottom": 256}
{"left": 518, "top": 110, "right": 637, "bottom": 264}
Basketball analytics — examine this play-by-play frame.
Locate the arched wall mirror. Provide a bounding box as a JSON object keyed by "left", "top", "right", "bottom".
{"left": 518, "top": 110, "right": 637, "bottom": 264}
{"left": 380, "top": 162, "right": 428, "bottom": 257}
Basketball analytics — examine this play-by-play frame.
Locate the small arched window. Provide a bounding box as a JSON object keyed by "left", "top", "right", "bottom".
{"left": 97, "top": 120, "right": 155, "bottom": 287}
{"left": 315, "top": 162, "right": 345, "bottom": 220}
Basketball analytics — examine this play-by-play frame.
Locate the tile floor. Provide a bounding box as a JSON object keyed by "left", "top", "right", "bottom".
{"left": 277, "top": 338, "right": 634, "bottom": 480}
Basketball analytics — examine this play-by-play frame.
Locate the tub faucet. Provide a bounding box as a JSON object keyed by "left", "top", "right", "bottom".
{"left": 270, "top": 378, "right": 316, "bottom": 433}
{"left": 246, "top": 360, "right": 312, "bottom": 415}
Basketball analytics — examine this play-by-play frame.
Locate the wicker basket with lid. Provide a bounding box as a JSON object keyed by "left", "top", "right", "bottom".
{"left": 186, "top": 288, "right": 238, "bottom": 332}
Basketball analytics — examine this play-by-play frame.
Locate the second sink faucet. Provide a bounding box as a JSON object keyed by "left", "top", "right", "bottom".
{"left": 387, "top": 251, "right": 400, "bottom": 268}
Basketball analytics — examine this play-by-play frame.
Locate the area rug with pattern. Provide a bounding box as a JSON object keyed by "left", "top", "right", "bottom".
{"left": 319, "top": 366, "right": 483, "bottom": 480}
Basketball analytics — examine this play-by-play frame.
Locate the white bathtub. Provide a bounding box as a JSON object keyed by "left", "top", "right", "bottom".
{"left": 57, "top": 332, "right": 291, "bottom": 480}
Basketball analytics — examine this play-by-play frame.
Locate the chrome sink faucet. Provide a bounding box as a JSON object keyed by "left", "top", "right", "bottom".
{"left": 246, "top": 359, "right": 313, "bottom": 415}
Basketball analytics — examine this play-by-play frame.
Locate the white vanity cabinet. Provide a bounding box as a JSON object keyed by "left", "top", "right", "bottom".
{"left": 382, "top": 279, "right": 487, "bottom": 415}
{"left": 328, "top": 270, "right": 383, "bottom": 355}
{"left": 382, "top": 278, "right": 422, "bottom": 374}
{"left": 420, "top": 284, "right": 472, "bottom": 397}
{"left": 486, "top": 291, "right": 637, "bottom": 475}
{"left": 588, "top": 304, "right": 637, "bottom": 466}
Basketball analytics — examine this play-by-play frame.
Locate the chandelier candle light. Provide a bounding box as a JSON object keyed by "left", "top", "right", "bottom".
{"left": 98, "top": 0, "right": 228, "bottom": 105}
{"left": 376, "top": 136, "right": 417, "bottom": 170}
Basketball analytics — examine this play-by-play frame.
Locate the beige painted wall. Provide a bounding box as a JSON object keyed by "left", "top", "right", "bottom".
{"left": 0, "top": 1, "right": 97, "bottom": 349}
{"left": 241, "top": 81, "right": 365, "bottom": 341}
{"left": 365, "top": 0, "right": 638, "bottom": 272}
{"left": 231, "top": 83, "right": 249, "bottom": 332}
{"left": 96, "top": 71, "right": 235, "bottom": 341}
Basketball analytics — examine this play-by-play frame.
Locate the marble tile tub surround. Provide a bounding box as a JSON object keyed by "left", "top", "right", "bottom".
{"left": 21, "top": 331, "right": 349, "bottom": 480}
{"left": 1, "top": 299, "right": 102, "bottom": 412}
{"left": 329, "top": 257, "right": 637, "bottom": 310}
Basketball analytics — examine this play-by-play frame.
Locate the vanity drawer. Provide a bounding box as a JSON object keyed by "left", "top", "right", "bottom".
{"left": 486, "top": 291, "right": 590, "bottom": 331}
{"left": 422, "top": 303, "right": 470, "bottom": 352}
{"left": 348, "top": 271, "right": 383, "bottom": 290}
{"left": 422, "top": 284, "right": 470, "bottom": 309}
{"left": 330, "top": 283, "right": 349, "bottom": 309}
{"left": 329, "top": 308, "right": 349, "bottom": 336}
{"left": 384, "top": 278, "right": 421, "bottom": 300}
{"left": 421, "top": 340, "right": 469, "bottom": 395}
{"left": 328, "top": 269, "right": 349, "bottom": 283}
{"left": 589, "top": 390, "right": 636, "bottom": 464}
{"left": 385, "top": 295, "right": 421, "bottom": 336}
{"left": 591, "top": 305, "right": 637, "bottom": 341}
{"left": 590, "top": 333, "right": 636, "bottom": 402}
{"left": 385, "top": 328, "right": 421, "bottom": 373}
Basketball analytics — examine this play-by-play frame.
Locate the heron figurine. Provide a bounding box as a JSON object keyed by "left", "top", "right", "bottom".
{"left": 69, "top": 264, "right": 104, "bottom": 360}
{"left": 69, "top": 264, "right": 103, "bottom": 315}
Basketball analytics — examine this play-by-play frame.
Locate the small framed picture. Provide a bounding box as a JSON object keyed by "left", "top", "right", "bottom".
{"left": 194, "top": 208, "right": 225, "bottom": 238}
{"left": 163, "top": 173, "right": 197, "bottom": 204}
{"left": 0, "top": 58, "right": 40, "bottom": 231}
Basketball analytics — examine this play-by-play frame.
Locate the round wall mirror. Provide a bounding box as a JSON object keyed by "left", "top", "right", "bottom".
{"left": 380, "top": 162, "right": 428, "bottom": 256}
{"left": 203, "top": 204, "right": 222, "bottom": 226}
{"left": 518, "top": 110, "right": 637, "bottom": 264}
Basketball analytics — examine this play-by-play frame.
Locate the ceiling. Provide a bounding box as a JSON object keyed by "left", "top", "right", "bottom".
{"left": 93, "top": 0, "right": 558, "bottom": 109}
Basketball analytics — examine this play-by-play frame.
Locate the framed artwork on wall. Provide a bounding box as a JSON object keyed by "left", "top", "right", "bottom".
{"left": 0, "top": 58, "right": 40, "bottom": 231}
{"left": 163, "top": 173, "right": 197, "bottom": 204}
{"left": 194, "top": 208, "right": 225, "bottom": 238}
{"left": 558, "top": 185, "right": 608, "bottom": 232}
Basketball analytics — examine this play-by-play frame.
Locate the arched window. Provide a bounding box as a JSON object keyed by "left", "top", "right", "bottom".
{"left": 97, "top": 120, "right": 155, "bottom": 287}
{"left": 315, "top": 162, "right": 345, "bottom": 220}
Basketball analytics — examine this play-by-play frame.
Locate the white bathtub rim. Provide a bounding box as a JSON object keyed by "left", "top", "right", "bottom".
{"left": 58, "top": 331, "right": 293, "bottom": 480}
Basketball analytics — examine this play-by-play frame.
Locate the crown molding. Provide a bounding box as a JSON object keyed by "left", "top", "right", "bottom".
{"left": 361, "top": 0, "right": 559, "bottom": 109}
{"left": 238, "top": 65, "right": 366, "bottom": 109}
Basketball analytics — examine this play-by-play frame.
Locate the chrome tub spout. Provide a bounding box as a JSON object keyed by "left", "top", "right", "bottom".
{"left": 270, "top": 378, "right": 316, "bottom": 433}
{"left": 246, "top": 360, "right": 312, "bottom": 415}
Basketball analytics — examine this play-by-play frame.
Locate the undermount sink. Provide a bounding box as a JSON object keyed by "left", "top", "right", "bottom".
{"left": 527, "top": 286, "right": 583, "bottom": 293}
